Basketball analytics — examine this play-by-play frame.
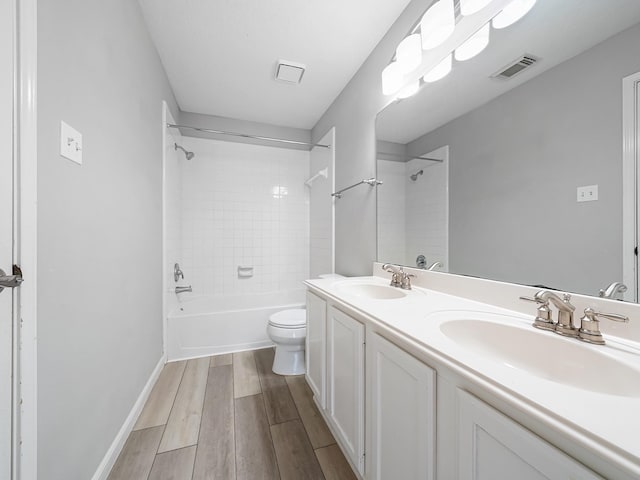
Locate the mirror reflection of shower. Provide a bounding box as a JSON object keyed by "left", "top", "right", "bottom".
{"left": 175, "top": 143, "right": 195, "bottom": 160}
{"left": 410, "top": 169, "right": 424, "bottom": 181}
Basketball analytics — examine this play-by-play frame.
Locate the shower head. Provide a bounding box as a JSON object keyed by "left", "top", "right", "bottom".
{"left": 410, "top": 169, "right": 423, "bottom": 181}
{"left": 175, "top": 143, "right": 195, "bottom": 160}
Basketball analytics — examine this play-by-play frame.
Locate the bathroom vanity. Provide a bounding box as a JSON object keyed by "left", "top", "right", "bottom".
{"left": 305, "top": 268, "right": 640, "bottom": 480}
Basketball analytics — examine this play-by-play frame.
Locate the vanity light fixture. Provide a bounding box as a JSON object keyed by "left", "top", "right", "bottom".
{"left": 396, "top": 34, "right": 422, "bottom": 73}
{"left": 493, "top": 0, "right": 537, "bottom": 29}
{"left": 459, "top": 0, "right": 493, "bottom": 16}
{"left": 455, "top": 23, "right": 490, "bottom": 61}
{"left": 381, "top": 0, "right": 536, "bottom": 99}
{"left": 382, "top": 62, "right": 406, "bottom": 95}
{"left": 398, "top": 81, "right": 420, "bottom": 99}
{"left": 421, "top": 0, "right": 455, "bottom": 50}
{"left": 423, "top": 54, "right": 452, "bottom": 83}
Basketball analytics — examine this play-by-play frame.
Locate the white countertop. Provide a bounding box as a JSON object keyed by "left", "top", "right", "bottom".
{"left": 305, "top": 275, "right": 640, "bottom": 477}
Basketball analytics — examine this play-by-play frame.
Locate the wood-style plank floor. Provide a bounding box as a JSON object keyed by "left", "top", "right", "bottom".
{"left": 108, "top": 348, "right": 357, "bottom": 480}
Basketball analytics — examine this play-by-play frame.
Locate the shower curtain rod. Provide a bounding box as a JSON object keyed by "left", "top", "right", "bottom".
{"left": 378, "top": 151, "right": 444, "bottom": 162}
{"left": 167, "top": 123, "right": 331, "bottom": 149}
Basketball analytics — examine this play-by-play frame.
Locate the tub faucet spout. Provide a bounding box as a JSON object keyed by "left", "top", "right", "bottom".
{"left": 175, "top": 285, "right": 192, "bottom": 294}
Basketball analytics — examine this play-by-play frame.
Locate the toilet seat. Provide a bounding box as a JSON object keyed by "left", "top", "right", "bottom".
{"left": 268, "top": 308, "right": 306, "bottom": 329}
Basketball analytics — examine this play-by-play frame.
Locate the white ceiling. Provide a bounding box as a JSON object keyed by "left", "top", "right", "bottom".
{"left": 138, "top": 0, "right": 414, "bottom": 129}
{"left": 377, "top": 0, "right": 640, "bottom": 145}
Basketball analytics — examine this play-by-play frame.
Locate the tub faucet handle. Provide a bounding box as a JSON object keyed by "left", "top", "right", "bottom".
{"left": 174, "top": 263, "right": 184, "bottom": 282}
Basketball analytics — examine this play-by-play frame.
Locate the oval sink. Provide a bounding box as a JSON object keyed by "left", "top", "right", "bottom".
{"left": 440, "top": 318, "right": 640, "bottom": 397}
{"left": 335, "top": 283, "right": 407, "bottom": 300}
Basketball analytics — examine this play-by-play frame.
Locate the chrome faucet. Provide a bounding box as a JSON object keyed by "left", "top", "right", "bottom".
{"left": 382, "top": 263, "right": 417, "bottom": 290}
{"left": 521, "top": 291, "right": 631, "bottom": 345}
{"left": 427, "top": 261, "right": 443, "bottom": 271}
{"left": 537, "top": 290, "right": 577, "bottom": 337}
{"left": 175, "top": 285, "right": 192, "bottom": 294}
{"left": 382, "top": 263, "right": 402, "bottom": 287}
{"left": 521, "top": 290, "right": 576, "bottom": 336}
{"left": 599, "top": 282, "right": 627, "bottom": 300}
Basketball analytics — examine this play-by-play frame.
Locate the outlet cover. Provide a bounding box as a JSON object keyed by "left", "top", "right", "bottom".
{"left": 60, "top": 121, "right": 83, "bottom": 164}
{"left": 577, "top": 184, "right": 598, "bottom": 202}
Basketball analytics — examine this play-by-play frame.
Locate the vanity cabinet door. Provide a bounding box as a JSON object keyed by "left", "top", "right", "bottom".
{"left": 305, "top": 290, "right": 326, "bottom": 408}
{"left": 327, "top": 305, "right": 365, "bottom": 475}
{"left": 458, "top": 390, "right": 602, "bottom": 480}
{"left": 366, "top": 331, "right": 436, "bottom": 480}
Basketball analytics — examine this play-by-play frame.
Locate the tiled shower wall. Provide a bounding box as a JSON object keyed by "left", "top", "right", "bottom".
{"left": 377, "top": 153, "right": 448, "bottom": 270}
{"left": 179, "top": 137, "right": 310, "bottom": 297}
{"left": 376, "top": 159, "right": 406, "bottom": 266}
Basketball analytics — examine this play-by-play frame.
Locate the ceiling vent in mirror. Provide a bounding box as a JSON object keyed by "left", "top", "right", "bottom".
{"left": 492, "top": 54, "right": 539, "bottom": 80}
{"left": 275, "top": 60, "right": 306, "bottom": 84}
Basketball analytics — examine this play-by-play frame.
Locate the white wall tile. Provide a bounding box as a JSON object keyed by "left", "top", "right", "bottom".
{"left": 178, "top": 137, "right": 310, "bottom": 296}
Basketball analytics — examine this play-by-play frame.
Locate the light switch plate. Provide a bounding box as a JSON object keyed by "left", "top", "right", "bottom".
{"left": 60, "top": 121, "right": 83, "bottom": 164}
{"left": 577, "top": 184, "right": 598, "bottom": 202}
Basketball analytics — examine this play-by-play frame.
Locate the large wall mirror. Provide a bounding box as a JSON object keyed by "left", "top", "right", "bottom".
{"left": 376, "top": 0, "right": 640, "bottom": 301}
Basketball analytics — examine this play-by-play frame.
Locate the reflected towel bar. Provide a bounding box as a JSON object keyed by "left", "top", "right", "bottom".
{"left": 332, "top": 178, "right": 383, "bottom": 198}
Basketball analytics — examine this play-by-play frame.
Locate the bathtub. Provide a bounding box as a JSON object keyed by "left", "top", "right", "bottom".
{"left": 167, "top": 289, "right": 306, "bottom": 361}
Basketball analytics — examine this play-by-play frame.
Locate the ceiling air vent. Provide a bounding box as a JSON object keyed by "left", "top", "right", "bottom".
{"left": 492, "top": 54, "right": 540, "bottom": 80}
{"left": 275, "top": 60, "right": 306, "bottom": 84}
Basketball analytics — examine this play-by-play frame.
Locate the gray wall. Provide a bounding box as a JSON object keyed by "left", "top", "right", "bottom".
{"left": 37, "top": 1, "right": 178, "bottom": 478}
{"left": 312, "top": 0, "right": 434, "bottom": 276}
{"left": 407, "top": 24, "right": 640, "bottom": 295}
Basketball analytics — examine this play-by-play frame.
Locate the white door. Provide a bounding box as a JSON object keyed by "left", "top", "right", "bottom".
{"left": 636, "top": 80, "right": 640, "bottom": 301}
{"left": 0, "top": 0, "right": 16, "bottom": 477}
{"left": 366, "top": 331, "right": 436, "bottom": 480}
{"left": 327, "top": 306, "right": 365, "bottom": 475}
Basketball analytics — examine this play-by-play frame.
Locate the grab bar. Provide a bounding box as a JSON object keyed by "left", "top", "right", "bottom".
{"left": 331, "top": 178, "right": 382, "bottom": 198}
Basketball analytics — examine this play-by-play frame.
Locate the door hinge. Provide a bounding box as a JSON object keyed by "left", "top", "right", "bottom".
{"left": 635, "top": 246, "right": 638, "bottom": 256}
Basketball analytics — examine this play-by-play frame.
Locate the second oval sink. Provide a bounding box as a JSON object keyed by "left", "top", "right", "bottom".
{"left": 440, "top": 317, "right": 640, "bottom": 397}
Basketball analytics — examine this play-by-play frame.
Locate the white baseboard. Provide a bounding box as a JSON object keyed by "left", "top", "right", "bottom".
{"left": 91, "top": 354, "right": 166, "bottom": 480}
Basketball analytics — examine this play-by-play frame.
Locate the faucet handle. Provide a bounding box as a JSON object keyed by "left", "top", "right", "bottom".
{"left": 174, "top": 263, "right": 185, "bottom": 282}
{"left": 519, "top": 296, "right": 554, "bottom": 331}
{"left": 400, "top": 272, "right": 415, "bottom": 290}
{"left": 519, "top": 296, "right": 545, "bottom": 304}
{"left": 578, "top": 307, "right": 629, "bottom": 345}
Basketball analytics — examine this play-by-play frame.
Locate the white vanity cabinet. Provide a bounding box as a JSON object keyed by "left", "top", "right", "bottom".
{"left": 305, "top": 290, "right": 327, "bottom": 408}
{"left": 366, "top": 330, "right": 436, "bottom": 480}
{"left": 304, "top": 284, "right": 618, "bottom": 480}
{"left": 327, "top": 305, "right": 365, "bottom": 475}
{"left": 457, "top": 390, "right": 602, "bottom": 480}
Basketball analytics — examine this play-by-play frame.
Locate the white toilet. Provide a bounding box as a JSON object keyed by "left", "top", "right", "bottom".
{"left": 267, "top": 308, "right": 307, "bottom": 375}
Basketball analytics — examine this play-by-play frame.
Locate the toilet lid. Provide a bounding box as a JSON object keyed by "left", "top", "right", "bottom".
{"left": 269, "top": 308, "right": 306, "bottom": 328}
